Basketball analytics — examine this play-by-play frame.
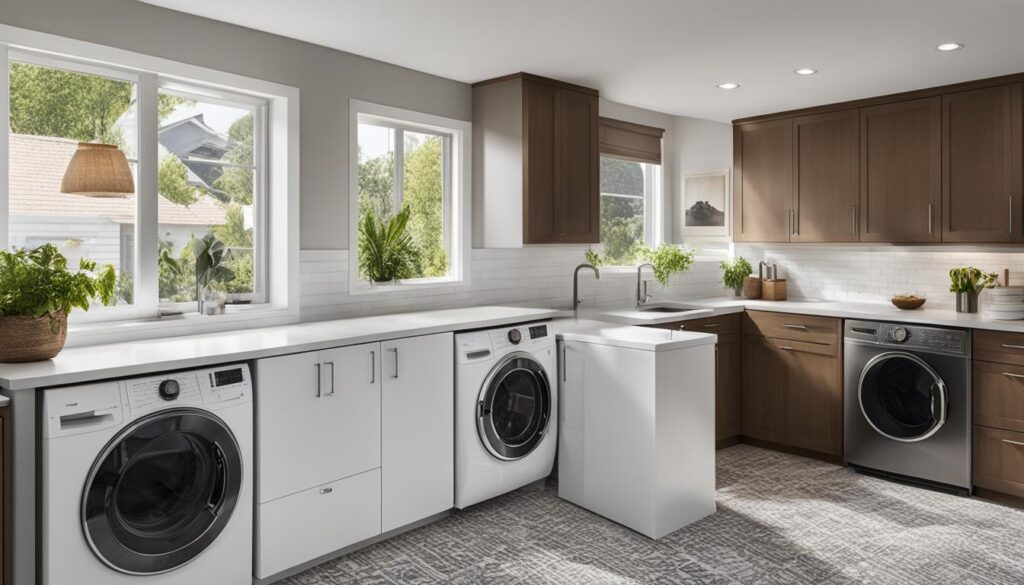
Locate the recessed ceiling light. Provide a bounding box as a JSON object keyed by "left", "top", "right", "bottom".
{"left": 716, "top": 82, "right": 740, "bottom": 90}
{"left": 794, "top": 68, "right": 818, "bottom": 75}
{"left": 936, "top": 42, "right": 964, "bottom": 51}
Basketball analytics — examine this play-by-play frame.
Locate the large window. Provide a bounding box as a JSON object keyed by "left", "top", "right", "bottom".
{"left": 4, "top": 47, "right": 271, "bottom": 321}
{"left": 350, "top": 101, "right": 469, "bottom": 290}
{"left": 599, "top": 156, "right": 660, "bottom": 265}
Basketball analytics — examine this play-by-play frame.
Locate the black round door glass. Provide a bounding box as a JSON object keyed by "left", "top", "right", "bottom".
{"left": 479, "top": 356, "right": 550, "bottom": 460}
{"left": 860, "top": 355, "right": 941, "bottom": 440}
{"left": 82, "top": 409, "right": 241, "bottom": 575}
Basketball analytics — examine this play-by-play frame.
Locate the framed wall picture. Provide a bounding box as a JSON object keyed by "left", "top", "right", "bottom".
{"left": 681, "top": 169, "right": 730, "bottom": 237}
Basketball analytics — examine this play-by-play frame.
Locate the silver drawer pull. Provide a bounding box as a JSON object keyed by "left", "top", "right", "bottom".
{"left": 783, "top": 324, "right": 807, "bottom": 330}
{"left": 1003, "top": 344, "right": 1024, "bottom": 350}
{"left": 319, "top": 487, "right": 334, "bottom": 495}
{"left": 1002, "top": 372, "right": 1024, "bottom": 379}
{"left": 678, "top": 325, "right": 686, "bottom": 330}
{"left": 779, "top": 346, "right": 794, "bottom": 351}
{"left": 1002, "top": 439, "right": 1024, "bottom": 448}
{"left": 703, "top": 323, "right": 720, "bottom": 328}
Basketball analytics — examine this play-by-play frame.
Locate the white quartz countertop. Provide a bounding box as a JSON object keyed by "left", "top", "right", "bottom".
{"left": 553, "top": 318, "right": 717, "bottom": 351}
{"left": 586, "top": 296, "right": 1024, "bottom": 332}
{"left": 0, "top": 306, "right": 559, "bottom": 391}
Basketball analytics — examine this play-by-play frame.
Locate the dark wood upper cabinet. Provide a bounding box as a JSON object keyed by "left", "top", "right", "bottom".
{"left": 859, "top": 97, "right": 942, "bottom": 242}
{"left": 792, "top": 110, "right": 860, "bottom": 242}
{"left": 473, "top": 73, "right": 599, "bottom": 247}
{"left": 734, "top": 119, "right": 793, "bottom": 242}
{"left": 942, "top": 84, "right": 1023, "bottom": 243}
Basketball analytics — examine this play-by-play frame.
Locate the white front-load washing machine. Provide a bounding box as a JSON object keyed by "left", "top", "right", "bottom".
{"left": 455, "top": 321, "right": 557, "bottom": 509}
{"left": 42, "top": 364, "right": 253, "bottom": 585}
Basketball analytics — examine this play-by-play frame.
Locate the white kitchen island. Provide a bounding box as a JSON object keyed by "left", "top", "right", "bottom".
{"left": 554, "top": 318, "right": 717, "bottom": 539}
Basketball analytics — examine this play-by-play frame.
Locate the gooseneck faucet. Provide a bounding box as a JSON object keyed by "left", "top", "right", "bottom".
{"left": 636, "top": 263, "right": 655, "bottom": 308}
{"left": 573, "top": 263, "right": 601, "bottom": 311}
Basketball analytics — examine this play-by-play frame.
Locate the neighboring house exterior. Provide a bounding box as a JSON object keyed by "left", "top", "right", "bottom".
{"left": 8, "top": 133, "right": 227, "bottom": 275}
{"left": 158, "top": 114, "right": 233, "bottom": 200}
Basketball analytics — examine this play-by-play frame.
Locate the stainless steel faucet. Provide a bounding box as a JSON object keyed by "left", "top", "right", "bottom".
{"left": 573, "top": 263, "right": 601, "bottom": 311}
{"left": 636, "top": 263, "right": 655, "bottom": 308}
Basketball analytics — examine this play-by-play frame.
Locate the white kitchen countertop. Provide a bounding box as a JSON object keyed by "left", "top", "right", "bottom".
{"left": 0, "top": 306, "right": 559, "bottom": 391}
{"left": 553, "top": 318, "right": 717, "bottom": 351}
{"left": 585, "top": 296, "right": 1024, "bottom": 332}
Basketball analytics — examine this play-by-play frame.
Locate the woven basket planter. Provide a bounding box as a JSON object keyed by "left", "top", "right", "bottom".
{"left": 0, "top": 312, "right": 67, "bottom": 362}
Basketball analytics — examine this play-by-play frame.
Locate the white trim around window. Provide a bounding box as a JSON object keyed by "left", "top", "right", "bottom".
{"left": 0, "top": 23, "right": 300, "bottom": 345}
{"left": 347, "top": 99, "right": 471, "bottom": 295}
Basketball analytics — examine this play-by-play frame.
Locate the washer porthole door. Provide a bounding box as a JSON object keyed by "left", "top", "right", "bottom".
{"left": 478, "top": 352, "right": 552, "bottom": 460}
{"left": 858, "top": 352, "right": 948, "bottom": 442}
{"left": 81, "top": 408, "right": 242, "bottom": 575}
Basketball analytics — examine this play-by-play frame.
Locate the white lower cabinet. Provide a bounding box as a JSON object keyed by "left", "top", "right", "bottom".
{"left": 256, "top": 469, "right": 381, "bottom": 578}
{"left": 255, "top": 332, "right": 454, "bottom": 579}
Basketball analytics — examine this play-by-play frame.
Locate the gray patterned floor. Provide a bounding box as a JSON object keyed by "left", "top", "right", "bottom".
{"left": 284, "top": 445, "right": 1024, "bottom": 584}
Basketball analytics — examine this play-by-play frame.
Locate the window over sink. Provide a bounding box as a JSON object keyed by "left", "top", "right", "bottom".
{"left": 599, "top": 156, "right": 661, "bottom": 266}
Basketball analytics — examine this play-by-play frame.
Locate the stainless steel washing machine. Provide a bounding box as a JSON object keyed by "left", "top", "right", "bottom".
{"left": 844, "top": 320, "right": 971, "bottom": 491}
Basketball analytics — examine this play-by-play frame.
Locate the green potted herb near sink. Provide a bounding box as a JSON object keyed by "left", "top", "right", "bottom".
{"left": 0, "top": 244, "right": 116, "bottom": 362}
{"left": 720, "top": 257, "right": 753, "bottom": 296}
{"left": 949, "top": 266, "right": 998, "bottom": 313}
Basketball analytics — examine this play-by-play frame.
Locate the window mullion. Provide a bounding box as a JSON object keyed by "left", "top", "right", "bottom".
{"left": 393, "top": 128, "right": 404, "bottom": 210}
{"left": 136, "top": 72, "right": 159, "bottom": 316}
{"left": 0, "top": 45, "right": 10, "bottom": 249}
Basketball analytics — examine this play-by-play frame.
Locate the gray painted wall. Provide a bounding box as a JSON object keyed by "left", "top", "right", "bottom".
{"left": 0, "top": 0, "right": 472, "bottom": 249}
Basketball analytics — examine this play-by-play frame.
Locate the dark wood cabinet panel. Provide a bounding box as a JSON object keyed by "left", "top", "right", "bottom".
{"left": 743, "top": 310, "right": 840, "bottom": 346}
{"left": 859, "top": 98, "right": 942, "bottom": 242}
{"left": 716, "top": 333, "right": 742, "bottom": 443}
{"left": 522, "top": 80, "right": 561, "bottom": 243}
{"left": 558, "top": 88, "right": 600, "bottom": 242}
{"left": 779, "top": 340, "right": 842, "bottom": 456}
{"left": 792, "top": 110, "right": 860, "bottom": 242}
{"left": 973, "top": 360, "right": 1024, "bottom": 433}
{"left": 942, "top": 84, "right": 1023, "bottom": 242}
{"left": 742, "top": 335, "right": 784, "bottom": 443}
{"left": 734, "top": 119, "right": 793, "bottom": 242}
{"left": 974, "top": 425, "right": 1024, "bottom": 499}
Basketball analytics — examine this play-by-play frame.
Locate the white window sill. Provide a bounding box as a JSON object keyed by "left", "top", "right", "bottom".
{"left": 65, "top": 305, "right": 297, "bottom": 348}
{"left": 348, "top": 276, "right": 470, "bottom": 296}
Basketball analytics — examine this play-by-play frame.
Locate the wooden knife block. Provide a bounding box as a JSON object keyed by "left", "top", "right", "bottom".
{"left": 762, "top": 279, "right": 787, "bottom": 301}
{"left": 742, "top": 276, "right": 762, "bottom": 299}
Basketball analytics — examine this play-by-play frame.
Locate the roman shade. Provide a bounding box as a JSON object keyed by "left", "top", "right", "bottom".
{"left": 598, "top": 117, "right": 664, "bottom": 164}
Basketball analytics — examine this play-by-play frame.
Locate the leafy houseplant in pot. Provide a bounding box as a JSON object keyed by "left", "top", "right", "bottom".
{"left": 949, "top": 267, "right": 998, "bottom": 313}
{"left": 720, "top": 257, "right": 753, "bottom": 296}
{"left": 358, "top": 207, "right": 420, "bottom": 285}
{"left": 632, "top": 244, "right": 696, "bottom": 285}
{"left": 193, "top": 233, "right": 235, "bottom": 315}
{"left": 0, "top": 244, "right": 116, "bottom": 362}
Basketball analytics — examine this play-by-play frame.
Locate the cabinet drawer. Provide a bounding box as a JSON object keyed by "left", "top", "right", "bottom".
{"left": 973, "top": 426, "right": 1024, "bottom": 499}
{"left": 743, "top": 310, "right": 840, "bottom": 345}
{"left": 662, "top": 313, "right": 741, "bottom": 335}
{"left": 974, "top": 330, "right": 1024, "bottom": 366}
{"left": 256, "top": 469, "right": 381, "bottom": 579}
{"left": 973, "top": 361, "right": 1024, "bottom": 432}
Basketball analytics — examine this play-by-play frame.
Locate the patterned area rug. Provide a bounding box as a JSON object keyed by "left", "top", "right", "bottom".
{"left": 283, "top": 445, "right": 1024, "bottom": 584}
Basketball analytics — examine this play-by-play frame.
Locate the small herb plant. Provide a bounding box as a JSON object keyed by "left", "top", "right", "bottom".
{"left": 949, "top": 267, "right": 999, "bottom": 295}
{"left": 0, "top": 244, "right": 116, "bottom": 330}
{"left": 634, "top": 244, "right": 695, "bottom": 286}
{"left": 584, "top": 248, "right": 603, "bottom": 267}
{"left": 358, "top": 207, "right": 421, "bottom": 283}
{"left": 192, "top": 233, "right": 235, "bottom": 294}
{"left": 720, "top": 257, "right": 753, "bottom": 292}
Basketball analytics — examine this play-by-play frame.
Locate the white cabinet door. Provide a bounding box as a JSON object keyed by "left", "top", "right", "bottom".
{"left": 256, "top": 351, "right": 323, "bottom": 503}
{"left": 381, "top": 332, "right": 454, "bottom": 532}
{"left": 319, "top": 343, "right": 382, "bottom": 483}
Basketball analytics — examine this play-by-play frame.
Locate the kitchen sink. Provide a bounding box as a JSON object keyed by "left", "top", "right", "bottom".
{"left": 636, "top": 301, "right": 702, "bottom": 313}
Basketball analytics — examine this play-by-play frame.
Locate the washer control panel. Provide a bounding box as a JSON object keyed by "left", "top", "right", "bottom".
{"left": 126, "top": 364, "right": 250, "bottom": 414}
{"left": 846, "top": 320, "right": 968, "bottom": 356}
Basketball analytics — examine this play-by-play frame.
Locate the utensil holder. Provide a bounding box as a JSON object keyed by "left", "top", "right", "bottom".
{"left": 742, "top": 276, "right": 762, "bottom": 299}
{"left": 762, "top": 279, "right": 788, "bottom": 301}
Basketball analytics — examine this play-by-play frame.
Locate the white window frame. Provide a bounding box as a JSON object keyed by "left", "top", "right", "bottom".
{"left": 0, "top": 24, "right": 300, "bottom": 344}
{"left": 348, "top": 99, "right": 471, "bottom": 295}
{"left": 598, "top": 156, "right": 663, "bottom": 267}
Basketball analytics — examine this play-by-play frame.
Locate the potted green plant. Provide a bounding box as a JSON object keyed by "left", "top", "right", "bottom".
{"left": 358, "top": 207, "right": 420, "bottom": 284}
{"left": 192, "top": 233, "right": 235, "bottom": 315}
{"left": 632, "top": 244, "right": 695, "bottom": 285}
{"left": 949, "top": 267, "right": 998, "bottom": 313}
{"left": 0, "top": 244, "right": 116, "bottom": 362}
{"left": 720, "top": 257, "right": 753, "bottom": 296}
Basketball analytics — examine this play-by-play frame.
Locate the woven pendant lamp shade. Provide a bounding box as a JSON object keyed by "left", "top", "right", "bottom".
{"left": 60, "top": 142, "right": 135, "bottom": 197}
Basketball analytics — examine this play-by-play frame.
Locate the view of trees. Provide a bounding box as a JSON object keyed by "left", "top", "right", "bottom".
{"left": 599, "top": 157, "right": 646, "bottom": 265}
{"left": 358, "top": 131, "right": 448, "bottom": 280}
{"left": 8, "top": 60, "right": 255, "bottom": 304}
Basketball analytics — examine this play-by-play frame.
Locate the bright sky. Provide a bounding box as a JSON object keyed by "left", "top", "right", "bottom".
{"left": 163, "top": 101, "right": 250, "bottom": 135}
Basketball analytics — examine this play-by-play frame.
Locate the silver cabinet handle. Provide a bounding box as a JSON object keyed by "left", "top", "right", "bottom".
{"left": 389, "top": 347, "right": 399, "bottom": 379}
{"left": 789, "top": 209, "right": 796, "bottom": 236}
{"left": 370, "top": 350, "right": 376, "bottom": 384}
{"left": 1003, "top": 372, "right": 1024, "bottom": 379}
{"left": 779, "top": 346, "right": 794, "bottom": 351}
{"left": 319, "top": 487, "right": 334, "bottom": 495}
{"left": 561, "top": 344, "right": 567, "bottom": 382}
{"left": 1002, "top": 439, "right": 1024, "bottom": 448}
{"left": 1010, "top": 196, "right": 1014, "bottom": 234}
{"left": 852, "top": 206, "right": 858, "bottom": 234}
{"left": 783, "top": 323, "right": 807, "bottom": 330}
{"left": 324, "top": 361, "right": 335, "bottom": 396}
{"left": 1002, "top": 344, "right": 1024, "bottom": 350}
{"left": 928, "top": 203, "right": 933, "bottom": 234}
{"left": 678, "top": 324, "right": 687, "bottom": 330}
{"left": 315, "top": 362, "right": 322, "bottom": 398}
{"left": 703, "top": 323, "right": 720, "bottom": 328}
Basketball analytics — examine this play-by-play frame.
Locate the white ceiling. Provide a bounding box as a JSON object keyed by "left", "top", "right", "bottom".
{"left": 139, "top": 0, "right": 1024, "bottom": 122}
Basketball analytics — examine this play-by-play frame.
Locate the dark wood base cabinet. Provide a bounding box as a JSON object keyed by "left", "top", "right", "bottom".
{"left": 972, "top": 331, "right": 1024, "bottom": 506}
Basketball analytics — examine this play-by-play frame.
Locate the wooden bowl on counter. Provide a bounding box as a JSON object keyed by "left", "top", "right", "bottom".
{"left": 891, "top": 295, "right": 926, "bottom": 310}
